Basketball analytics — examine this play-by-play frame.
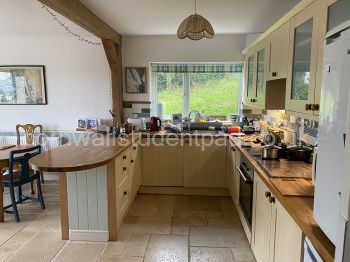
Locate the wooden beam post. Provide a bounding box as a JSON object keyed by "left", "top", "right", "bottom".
{"left": 38, "top": 0, "right": 124, "bottom": 124}
{"left": 38, "top": 0, "right": 121, "bottom": 44}
{"left": 103, "top": 39, "right": 124, "bottom": 125}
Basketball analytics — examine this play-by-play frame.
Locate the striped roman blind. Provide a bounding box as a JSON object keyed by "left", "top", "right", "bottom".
{"left": 151, "top": 63, "right": 243, "bottom": 73}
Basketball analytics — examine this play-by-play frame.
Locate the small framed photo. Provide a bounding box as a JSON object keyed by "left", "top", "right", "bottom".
{"left": 78, "top": 118, "right": 87, "bottom": 129}
{"left": 87, "top": 119, "right": 98, "bottom": 129}
{"left": 125, "top": 67, "right": 147, "bottom": 93}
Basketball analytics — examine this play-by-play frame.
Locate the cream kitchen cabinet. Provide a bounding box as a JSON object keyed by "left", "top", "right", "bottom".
{"left": 228, "top": 145, "right": 240, "bottom": 208}
{"left": 142, "top": 138, "right": 184, "bottom": 186}
{"left": 129, "top": 143, "right": 142, "bottom": 200}
{"left": 285, "top": 1, "right": 321, "bottom": 116}
{"left": 244, "top": 51, "right": 256, "bottom": 106}
{"left": 115, "top": 143, "right": 142, "bottom": 229}
{"left": 252, "top": 175, "right": 273, "bottom": 262}
{"left": 184, "top": 138, "right": 227, "bottom": 188}
{"left": 252, "top": 174, "right": 303, "bottom": 262}
{"left": 272, "top": 200, "right": 303, "bottom": 262}
{"left": 267, "top": 21, "right": 291, "bottom": 81}
{"left": 244, "top": 41, "right": 286, "bottom": 110}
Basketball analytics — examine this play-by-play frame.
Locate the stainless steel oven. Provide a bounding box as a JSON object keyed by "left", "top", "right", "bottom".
{"left": 238, "top": 158, "right": 254, "bottom": 230}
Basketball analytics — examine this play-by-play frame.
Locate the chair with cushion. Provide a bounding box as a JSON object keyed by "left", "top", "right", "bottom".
{"left": 2, "top": 145, "right": 45, "bottom": 222}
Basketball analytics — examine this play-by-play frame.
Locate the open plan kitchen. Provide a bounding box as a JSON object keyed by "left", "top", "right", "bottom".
{"left": 1, "top": 0, "right": 350, "bottom": 262}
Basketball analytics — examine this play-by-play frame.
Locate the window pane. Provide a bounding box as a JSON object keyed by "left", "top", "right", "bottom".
{"left": 189, "top": 73, "right": 239, "bottom": 118}
{"left": 157, "top": 73, "right": 184, "bottom": 117}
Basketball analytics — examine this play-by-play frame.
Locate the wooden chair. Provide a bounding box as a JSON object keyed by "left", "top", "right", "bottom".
{"left": 2, "top": 146, "right": 45, "bottom": 222}
{"left": 16, "top": 124, "right": 44, "bottom": 193}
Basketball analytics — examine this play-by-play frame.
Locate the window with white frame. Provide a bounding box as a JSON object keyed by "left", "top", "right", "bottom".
{"left": 150, "top": 63, "right": 243, "bottom": 120}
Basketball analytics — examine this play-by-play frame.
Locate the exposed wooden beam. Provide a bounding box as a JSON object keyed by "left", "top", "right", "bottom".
{"left": 38, "top": 0, "right": 121, "bottom": 44}
{"left": 103, "top": 39, "right": 124, "bottom": 124}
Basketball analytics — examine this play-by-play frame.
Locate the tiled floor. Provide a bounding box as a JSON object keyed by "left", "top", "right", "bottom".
{"left": 0, "top": 182, "right": 256, "bottom": 262}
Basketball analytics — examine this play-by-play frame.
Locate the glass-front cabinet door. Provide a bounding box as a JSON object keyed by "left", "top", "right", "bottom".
{"left": 255, "top": 45, "right": 266, "bottom": 107}
{"left": 245, "top": 53, "right": 256, "bottom": 102}
{"left": 286, "top": 1, "right": 320, "bottom": 114}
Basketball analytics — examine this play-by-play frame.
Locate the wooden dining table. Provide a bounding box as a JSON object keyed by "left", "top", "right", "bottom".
{"left": 0, "top": 145, "right": 30, "bottom": 222}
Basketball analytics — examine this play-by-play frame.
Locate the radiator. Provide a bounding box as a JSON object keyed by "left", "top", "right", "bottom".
{"left": 0, "top": 136, "right": 61, "bottom": 152}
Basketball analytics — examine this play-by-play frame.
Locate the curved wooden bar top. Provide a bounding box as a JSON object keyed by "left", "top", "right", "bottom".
{"left": 29, "top": 134, "right": 139, "bottom": 172}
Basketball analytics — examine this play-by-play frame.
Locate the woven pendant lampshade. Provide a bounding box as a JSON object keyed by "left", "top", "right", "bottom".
{"left": 177, "top": 0, "right": 214, "bottom": 40}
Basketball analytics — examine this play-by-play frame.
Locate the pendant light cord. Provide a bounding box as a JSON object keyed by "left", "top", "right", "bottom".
{"left": 195, "top": 0, "right": 197, "bottom": 14}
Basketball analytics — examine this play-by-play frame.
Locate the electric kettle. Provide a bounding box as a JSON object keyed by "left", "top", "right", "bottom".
{"left": 150, "top": 117, "right": 162, "bottom": 131}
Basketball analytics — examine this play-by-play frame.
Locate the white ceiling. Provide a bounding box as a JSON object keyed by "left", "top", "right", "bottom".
{"left": 1, "top": 0, "right": 301, "bottom": 37}
{"left": 0, "top": 0, "right": 98, "bottom": 39}
{"left": 81, "top": 0, "right": 301, "bottom": 35}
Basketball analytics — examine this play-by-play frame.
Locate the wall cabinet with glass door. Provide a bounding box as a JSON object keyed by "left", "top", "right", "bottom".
{"left": 244, "top": 51, "right": 256, "bottom": 107}
{"left": 244, "top": 44, "right": 265, "bottom": 108}
{"left": 285, "top": 1, "right": 321, "bottom": 116}
{"left": 244, "top": 41, "right": 286, "bottom": 110}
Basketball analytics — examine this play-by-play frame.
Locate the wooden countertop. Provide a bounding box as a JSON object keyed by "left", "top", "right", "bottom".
{"left": 30, "top": 134, "right": 139, "bottom": 173}
{"left": 231, "top": 137, "right": 335, "bottom": 262}
{"left": 141, "top": 131, "right": 231, "bottom": 139}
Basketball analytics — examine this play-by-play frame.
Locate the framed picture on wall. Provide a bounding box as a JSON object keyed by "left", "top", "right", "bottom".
{"left": 125, "top": 67, "right": 147, "bottom": 93}
{"left": 0, "top": 66, "right": 47, "bottom": 105}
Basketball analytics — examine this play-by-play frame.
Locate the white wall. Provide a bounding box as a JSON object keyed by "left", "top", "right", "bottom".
{"left": 0, "top": 37, "right": 111, "bottom": 131}
{"left": 122, "top": 34, "right": 247, "bottom": 103}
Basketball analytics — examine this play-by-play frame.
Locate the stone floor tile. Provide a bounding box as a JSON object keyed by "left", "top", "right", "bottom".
{"left": 143, "top": 235, "right": 188, "bottom": 262}
{"left": 99, "top": 256, "right": 143, "bottom": 262}
{"left": 171, "top": 225, "right": 190, "bottom": 236}
{"left": 128, "top": 195, "right": 160, "bottom": 217}
{"left": 173, "top": 210, "right": 207, "bottom": 226}
{"left": 207, "top": 217, "right": 242, "bottom": 228}
{"left": 124, "top": 233, "right": 150, "bottom": 257}
{"left": 0, "top": 230, "right": 37, "bottom": 261}
{"left": 190, "top": 247, "right": 234, "bottom": 262}
{"left": 53, "top": 242, "right": 105, "bottom": 262}
{"left": 189, "top": 196, "right": 222, "bottom": 211}
{"left": 133, "top": 216, "right": 172, "bottom": 234}
{"left": 190, "top": 227, "right": 250, "bottom": 248}
{"left": 231, "top": 247, "right": 257, "bottom": 262}
{"left": 206, "top": 211, "right": 223, "bottom": 219}
{"left": 7, "top": 231, "right": 66, "bottom": 262}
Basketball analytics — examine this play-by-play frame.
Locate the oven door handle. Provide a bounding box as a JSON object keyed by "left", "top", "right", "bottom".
{"left": 237, "top": 167, "right": 252, "bottom": 184}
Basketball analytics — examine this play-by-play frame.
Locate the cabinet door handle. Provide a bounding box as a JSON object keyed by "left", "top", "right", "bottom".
{"left": 133, "top": 147, "right": 137, "bottom": 151}
{"left": 123, "top": 156, "right": 127, "bottom": 160}
{"left": 269, "top": 196, "right": 276, "bottom": 204}
{"left": 231, "top": 147, "right": 236, "bottom": 152}
{"left": 250, "top": 99, "right": 256, "bottom": 103}
{"left": 314, "top": 104, "right": 320, "bottom": 111}
{"left": 272, "top": 72, "right": 277, "bottom": 77}
{"left": 123, "top": 167, "right": 127, "bottom": 171}
{"left": 265, "top": 191, "right": 271, "bottom": 198}
{"left": 305, "top": 104, "right": 312, "bottom": 111}
{"left": 130, "top": 160, "right": 134, "bottom": 164}
{"left": 123, "top": 191, "right": 128, "bottom": 195}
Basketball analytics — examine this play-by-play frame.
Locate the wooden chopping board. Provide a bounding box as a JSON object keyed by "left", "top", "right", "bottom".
{"left": 271, "top": 178, "right": 314, "bottom": 197}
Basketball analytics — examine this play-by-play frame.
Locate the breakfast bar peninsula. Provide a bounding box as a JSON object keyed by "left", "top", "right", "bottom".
{"left": 29, "top": 133, "right": 141, "bottom": 242}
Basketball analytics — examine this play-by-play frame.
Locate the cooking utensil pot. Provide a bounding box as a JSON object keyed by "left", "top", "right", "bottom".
{"left": 261, "top": 145, "right": 281, "bottom": 160}
{"left": 286, "top": 146, "right": 313, "bottom": 162}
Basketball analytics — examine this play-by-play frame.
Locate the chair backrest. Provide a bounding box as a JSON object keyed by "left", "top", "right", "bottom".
{"left": 16, "top": 124, "right": 43, "bottom": 146}
{"left": 8, "top": 146, "right": 41, "bottom": 183}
